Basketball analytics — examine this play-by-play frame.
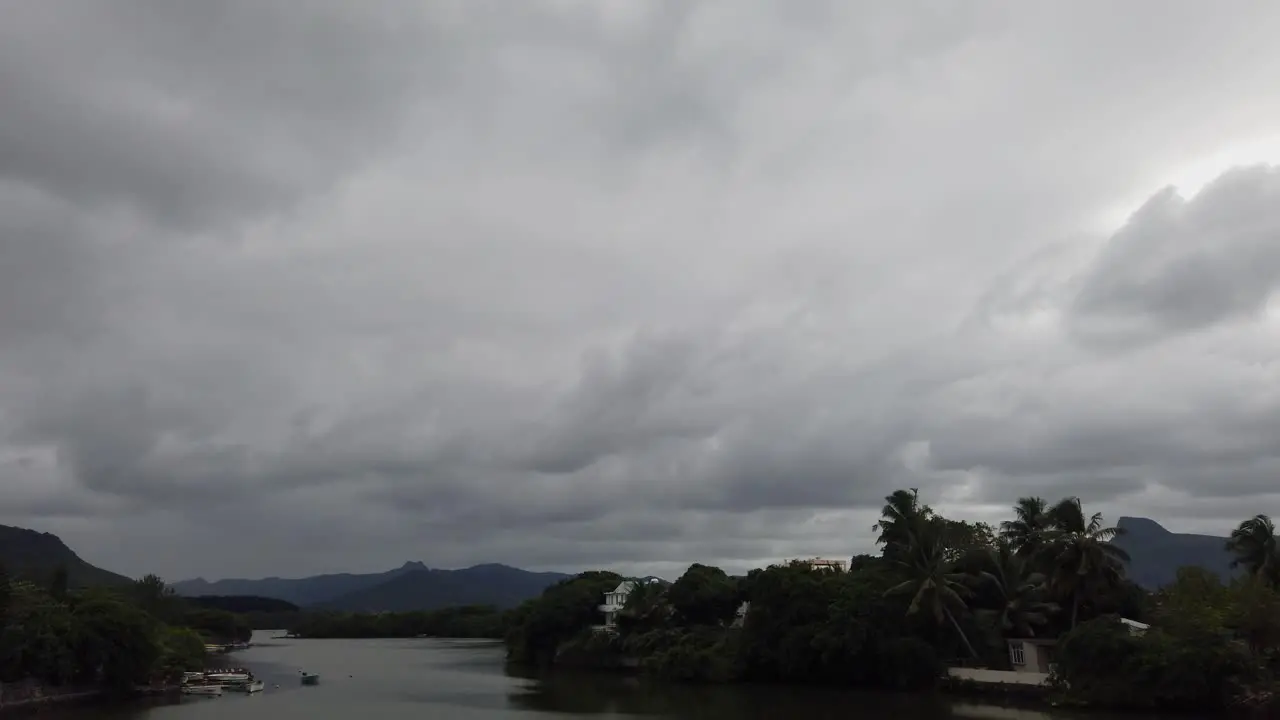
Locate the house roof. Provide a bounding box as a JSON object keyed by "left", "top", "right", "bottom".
{"left": 611, "top": 576, "right": 667, "bottom": 592}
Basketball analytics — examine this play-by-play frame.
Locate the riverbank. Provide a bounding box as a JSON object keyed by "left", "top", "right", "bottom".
{"left": 0, "top": 681, "right": 103, "bottom": 716}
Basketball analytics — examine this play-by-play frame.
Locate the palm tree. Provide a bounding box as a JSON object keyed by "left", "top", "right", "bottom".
{"left": 1039, "top": 497, "right": 1129, "bottom": 628}
{"left": 886, "top": 519, "right": 979, "bottom": 659}
{"left": 999, "top": 496, "right": 1050, "bottom": 558}
{"left": 874, "top": 488, "right": 933, "bottom": 558}
{"left": 978, "top": 541, "right": 1057, "bottom": 637}
{"left": 1226, "top": 514, "right": 1280, "bottom": 588}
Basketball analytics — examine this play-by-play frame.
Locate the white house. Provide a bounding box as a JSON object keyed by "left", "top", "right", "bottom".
{"left": 597, "top": 577, "right": 666, "bottom": 631}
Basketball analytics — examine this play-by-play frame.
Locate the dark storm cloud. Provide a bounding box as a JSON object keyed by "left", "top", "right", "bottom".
{"left": 0, "top": 0, "right": 435, "bottom": 228}
{"left": 4, "top": 1, "right": 1280, "bottom": 580}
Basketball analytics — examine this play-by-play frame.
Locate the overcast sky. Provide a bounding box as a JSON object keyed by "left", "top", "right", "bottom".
{"left": 5, "top": 1, "right": 1280, "bottom": 582}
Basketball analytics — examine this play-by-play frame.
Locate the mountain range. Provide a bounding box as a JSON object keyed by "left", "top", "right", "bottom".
{"left": 171, "top": 562, "right": 572, "bottom": 611}
{"left": 1113, "top": 516, "right": 1238, "bottom": 589}
{"left": 0, "top": 517, "right": 1247, "bottom": 606}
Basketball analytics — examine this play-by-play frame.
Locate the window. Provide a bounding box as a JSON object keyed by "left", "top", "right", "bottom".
{"left": 1008, "top": 641, "right": 1025, "bottom": 666}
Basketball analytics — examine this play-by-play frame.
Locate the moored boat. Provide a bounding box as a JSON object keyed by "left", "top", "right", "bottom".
{"left": 225, "top": 679, "right": 265, "bottom": 693}
{"left": 300, "top": 672, "right": 320, "bottom": 686}
{"left": 206, "top": 671, "right": 252, "bottom": 683}
{"left": 182, "top": 685, "right": 223, "bottom": 697}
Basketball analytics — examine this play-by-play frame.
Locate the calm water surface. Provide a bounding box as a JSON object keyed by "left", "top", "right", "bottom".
{"left": 53, "top": 631, "right": 1198, "bottom": 720}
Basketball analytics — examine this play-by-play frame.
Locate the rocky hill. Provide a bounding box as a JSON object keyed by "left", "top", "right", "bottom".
{"left": 0, "top": 524, "right": 132, "bottom": 587}
{"left": 1113, "top": 516, "right": 1238, "bottom": 589}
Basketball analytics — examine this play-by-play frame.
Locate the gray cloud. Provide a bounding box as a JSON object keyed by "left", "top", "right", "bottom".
{"left": 1069, "top": 167, "right": 1280, "bottom": 347}
{"left": 4, "top": 1, "right": 1280, "bottom": 581}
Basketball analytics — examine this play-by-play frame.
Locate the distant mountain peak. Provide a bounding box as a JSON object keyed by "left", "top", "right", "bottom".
{"left": 1113, "top": 516, "right": 1235, "bottom": 589}
{"left": 399, "top": 561, "right": 427, "bottom": 571}
{"left": 1118, "top": 516, "right": 1172, "bottom": 536}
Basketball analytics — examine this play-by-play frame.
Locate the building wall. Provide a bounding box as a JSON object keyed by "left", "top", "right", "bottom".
{"left": 1007, "top": 640, "right": 1055, "bottom": 674}
{"left": 789, "top": 557, "right": 848, "bottom": 572}
{"left": 947, "top": 667, "right": 1049, "bottom": 686}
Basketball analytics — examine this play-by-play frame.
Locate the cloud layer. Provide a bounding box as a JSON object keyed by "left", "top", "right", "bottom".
{"left": 5, "top": 1, "right": 1280, "bottom": 581}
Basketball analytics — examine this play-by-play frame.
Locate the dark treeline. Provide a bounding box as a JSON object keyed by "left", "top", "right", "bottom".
{"left": 289, "top": 605, "right": 509, "bottom": 639}
{"left": 502, "top": 491, "right": 1280, "bottom": 713}
{"left": 0, "top": 566, "right": 252, "bottom": 695}
{"left": 188, "top": 595, "right": 300, "bottom": 614}
{"left": 188, "top": 595, "right": 303, "bottom": 632}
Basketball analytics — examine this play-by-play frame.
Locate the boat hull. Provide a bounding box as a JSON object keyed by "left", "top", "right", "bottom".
{"left": 227, "top": 680, "right": 265, "bottom": 693}
{"left": 182, "top": 686, "right": 223, "bottom": 697}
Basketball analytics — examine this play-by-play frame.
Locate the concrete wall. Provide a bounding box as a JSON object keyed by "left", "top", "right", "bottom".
{"left": 947, "top": 668, "right": 1049, "bottom": 686}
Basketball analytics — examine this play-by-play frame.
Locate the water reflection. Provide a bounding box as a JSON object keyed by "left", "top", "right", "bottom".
{"left": 503, "top": 665, "right": 1052, "bottom": 720}
{"left": 32, "top": 635, "right": 1180, "bottom": 720}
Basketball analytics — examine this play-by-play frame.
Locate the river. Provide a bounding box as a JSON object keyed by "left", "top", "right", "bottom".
{"left": 44, "top": 631, "right": 1195, "bottom": 720}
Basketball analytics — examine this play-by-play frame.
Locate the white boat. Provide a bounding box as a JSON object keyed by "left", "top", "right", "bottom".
{"left": 206, "top": 672, "right": 252, "bottom": 683}
{"left": 225, "top": 679, "right": 265, "bottom": 693}
{"left": 182, "top": 685, "right": 223, "bottom": 697}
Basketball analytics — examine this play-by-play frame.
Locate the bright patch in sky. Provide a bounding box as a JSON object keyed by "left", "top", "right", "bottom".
{"left": 1098, "top": 135, "right": 1280, "bottom": 232}
{"left": 1166, "top": 135, "right": 1280, "bottom": 198}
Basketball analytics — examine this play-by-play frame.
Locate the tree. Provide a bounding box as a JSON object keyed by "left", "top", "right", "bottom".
{"left": 0, "top": 563, "right": 10, "bottom": 623}
{"left": 977, "top": 542, "right": 1056, "bottom": 638}
{"left": 999, "top": 496, "right": 1050, "bottom": 558}
{"left": 1226, "top": 514, "right": 1280, "bottom": 588}
{"left": 49, "top": 565, "right": 68, "bottom": 602}
{"left": 939, "top": 519, "right": 996, "bottom": 563}
{"left": 886, "top": 519, "right": 979, "bottom": 659}
{"left": 668, "top": 565, "right": 739, "bottom": 627}
{"left": 132, "top": 575, "right": 182, "bottom": 624}
{"left": 505, "top": 571, "right": 623, "bottom": 666}
{"left": 1151, "top": 566, "right": 1230, "bottom": 634}
{"left": 72, "top": 594, "right": 162, "bottom": 690}
{"left": 1040, "top": 497, "right": 1129, "bottom": 628}
{"left": 874, "top": 488, "right": 932, "bottom": 558}
{"left": 1227, "top": 576, "right": 1280, "bottom": 656}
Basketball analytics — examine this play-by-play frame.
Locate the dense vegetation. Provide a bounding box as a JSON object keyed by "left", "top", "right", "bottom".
{"left": 502, "top": 490, "right": 1280, "bottom": 712}
{"left": 0, "top": 566, "right": 251, "bottom": 695}
{"left": 187, "top": 595, "right": 304, "bottom": 632}
{"left": 290, "top": 605, "right": 510, "bottom": 639}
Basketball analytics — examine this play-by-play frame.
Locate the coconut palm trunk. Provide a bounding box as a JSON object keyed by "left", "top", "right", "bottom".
{"left": 945, "top": 606, "right": 979, "bottom": 660}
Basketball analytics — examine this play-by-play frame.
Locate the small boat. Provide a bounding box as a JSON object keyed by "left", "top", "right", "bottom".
{"left": 300, "top": 672, "right": 320, "bottom": 686}
{"left": 206, "top": 672, "right": 252, "bottom": 683}
{"left": 182, "top": 685, "right": 223, "bottom": 697}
